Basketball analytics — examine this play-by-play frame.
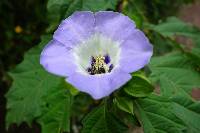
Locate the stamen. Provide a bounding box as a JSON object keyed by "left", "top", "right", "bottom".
{"left": 87, "top": 54, "right": 113, "bottom": 75}
{"left": 109, "top": 64, "right": 114, "bottom": 72}
{"left": 104, "top": 55, "right": 110, "bottom": 64}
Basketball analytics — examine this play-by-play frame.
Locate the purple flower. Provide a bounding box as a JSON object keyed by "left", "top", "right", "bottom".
{"left": 40, "top": 11, "right": 153, "bottom": 99}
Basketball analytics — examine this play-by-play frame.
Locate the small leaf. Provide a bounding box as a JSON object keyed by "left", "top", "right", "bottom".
{"left": 114, "top": 97, "right": 134, "bottom": 114}
{"left": 124, "top": 75, "right": 154, "bottom": 97}
{"left": 64, "top": 81, "right": 79, "bottom": 96}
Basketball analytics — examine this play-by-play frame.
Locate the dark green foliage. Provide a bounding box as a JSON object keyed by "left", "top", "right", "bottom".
{"left": 4, "top": 0, "right": 200, "bottom": 133}
{"left": 114, "top": 97, "right": 134, "bottom": 114}
{"left": 5, "top": 36, "right": 72, "bottom": 132}
{"left": 82, "top": 105, "right": 128, "bottom": 133}
{"left": 37, "top": 84, "right": 72, "bottom": 133}
{"left": 122, "top": 0, "right": 194, "bottom": 25}
{"left": 124, "top": 75, "right": 154, "bottom": 97}
{"left": 148, "top": 17, "right": 200, "bottom": 40}
{"left": 135, "top": 94, "right": 186, "bottom": 133}
{"left": 6, "top": 36, "right": 59, "bottom": 126}
{"left": 47, "top": 0, "right": 119, "bottom": 32}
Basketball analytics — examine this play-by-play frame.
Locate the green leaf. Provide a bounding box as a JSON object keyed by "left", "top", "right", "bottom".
{"left": 158, "top": 66, "right": 200, "bottom": 133}
{"left": 187, "top": 48, "right": 200, "bottom": 66}
{"left": 64, "top": 81, "right": 79, "bottom": 96}
{"left": 6, "top": 35, "right": 72, "bottom": 133}
{"left": 37, "top": 83, "right": 72, "bottom": 133}
{"left": 172, "top": 102, "right": 200, "bottom": 133}
{"left": 148, "top": 17, "right": 200, "bottom": 40}
{"left": 149, "top": 52, "right": 200, "bottom": 133}
{"left": 135, "top": 94, "right": 186, "bottom": 133}
{"left": 148, "top": 32, "right": 173, "bottom": 55}
{"left": 122, "top": 0, "right": 145, "bottom": 28}
{"left": 82, "top": 105, "right": 128, "bottom": 133}
{"left": 47, "top": 0, "right": 70, "bottom": 10}
{"left": 82, "top": 0, "right": 118, "bottom": 12}
{"left": 47, "top": 0, "right": 119, "bottom": 32}
{"left": 149, "top": 52, "right": 193, "bottom": 70}
{"left": 149, "top": 52, "right": 200, "bottom": 94}
{"left": 6, "top": 35, "right": 62, "bottom": 126}
{"left": 65, "top": 0, "right": 119, "bottom": 17}
{"left": 46, "top": 0, "right": 71, "bottom": 32}
{"left": 114, "top": 97, "right": 134, "bottom": 114}
{"left": 124, "top": 75, "right": 154, "bottom": 97}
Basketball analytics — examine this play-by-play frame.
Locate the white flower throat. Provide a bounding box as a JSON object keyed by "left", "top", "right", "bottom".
{"left": 73, "top": 34, "right": 121, "bottom": 75}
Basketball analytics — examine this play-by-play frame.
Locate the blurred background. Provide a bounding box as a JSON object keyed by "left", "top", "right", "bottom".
{"left": 0, "top": 0, "right": 200, "bottom": 133}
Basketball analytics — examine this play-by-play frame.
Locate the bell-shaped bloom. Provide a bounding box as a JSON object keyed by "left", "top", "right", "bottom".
{"left": 40, "top": 11, "right": 153, "bottom": 99}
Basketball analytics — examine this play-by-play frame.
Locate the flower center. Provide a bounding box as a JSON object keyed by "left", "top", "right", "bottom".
{"left": 73, "top": 34, "right": 120, "bottom": 75}
{"left": 87, "top": 55, "right": 114, "bottom": 75}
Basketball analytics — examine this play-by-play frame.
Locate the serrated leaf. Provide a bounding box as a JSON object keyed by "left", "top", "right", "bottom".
{"left": 135, "top": 94, "right": 186, "bottom": 133}
{"left": 37, "top": 83, "right": 72, "bottom": 133}
{"left": 148, "top": 17, "right": 200, "bottom": 40}
{"left": 6, "top": 35, "right": 73, "bottom": 133}
{"left": 82, "top": 105, "right": 128, "bottom": 133}
{"left": 149, "top": 53, "right": 200, "bottom": 94}
{"left": 114, "top": 97, "right": 134, "bottom": 114}
{"left": 149, "top": 52, "right": 200, "bottom": 133}
{"left": 124, "top": 75, "right": 154, "bottom": 97}
{"left": 172, "top": 102, "right": 200, "bottom": 133}
{"left": 6, "top": 35, "right": 63, "bottom": 126}
{"left": 160, "top": 87, "right": 200, "bottom": 133}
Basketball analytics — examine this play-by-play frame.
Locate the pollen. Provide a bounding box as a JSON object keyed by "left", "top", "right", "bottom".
{"left": 87, "top": 55, "right": 114, "bottom": 75}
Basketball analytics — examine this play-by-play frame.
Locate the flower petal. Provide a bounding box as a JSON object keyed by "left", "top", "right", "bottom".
{"left": 119, "top": 30, "right": 153, "bottom": 73}
{"left": 53, "top": 11, "right": 95, "bottom": 47}
{"left": 66, "top": 69, "right": 131, "bottom": 99}
{"left": 40, "top": 39, "right": 77, "bottom": 77}
{"left": 95, "top": 11, "right": 136, "bottom": 42}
